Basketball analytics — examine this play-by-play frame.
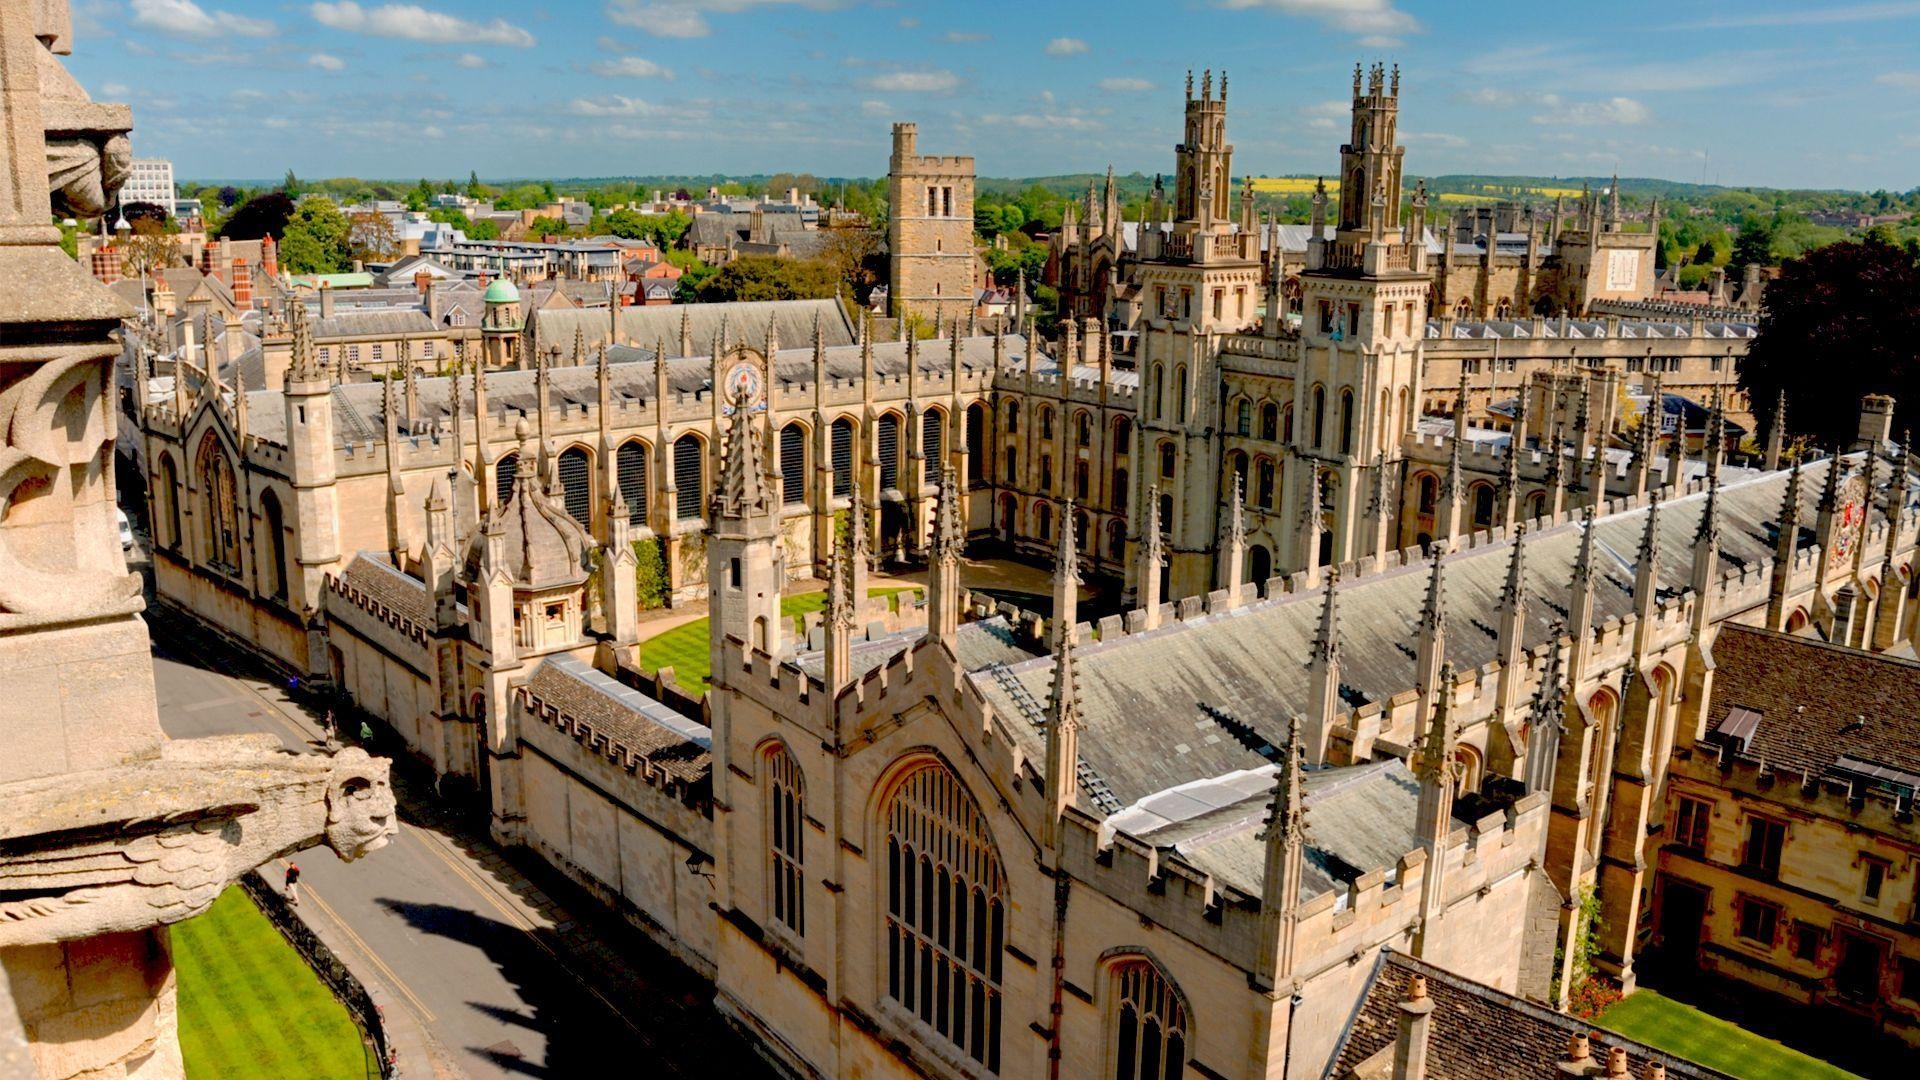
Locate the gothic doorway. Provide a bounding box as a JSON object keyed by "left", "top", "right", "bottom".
{"left": 1655, "top": 878, "right": 1708, "bottom": 969}
{"left": 1249, "top": 545, "right": 1271, "bottom": 589}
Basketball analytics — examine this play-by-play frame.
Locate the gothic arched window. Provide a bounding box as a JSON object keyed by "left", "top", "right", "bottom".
{"left": 967, "top": 404, "right": 987, "bottom": 483}
{"left": 831, "top": 417, "right": 855, "bottom": 497}
{"left": 496, "top": 451, "right": 520, "bottom": 507}
{"left": 1158, "top": 442, "right": 1176, "bottom": 480}
{"left": 780, "top": 422, "right": 808, "bottom": 505}
{"left": 673, "top": 433, "right": 704, "bottom": 519}
{"left": 1109, "top": 958, "right": 1188, "bottom": 1080}
{"left": 196, "top": 433, "right": 240, "bottom": 574}
{"left": 617, "top": 440, "right": 649, "bottom": 523}
{"left": 1076, "top": 410, "right": 1093, "bottom": 448}
{"left": 155, "top": 452, "right": 182, "bottom": 551}
{"left": 877, "top": 413, "right": 902, "bottom": 491}
{"left": 1038, "top": 405, "right": 1055, "bottom": 440}
{"left": 923, "top": 407, "right": 945, "bottom": 484}
{"left": 259, "top": 489, "right": 288, "bottom": 602}
{"left": 1311, "top": 385, "right": 1326, "bottom": 448}
{"left": 1339, "top": 389, "right": 1355, "bottom": 455}
{"left": 1471, "top": 482, "right": 1496, "bottom": 528}
{"left": 1235, "top": 398, "right": 1252, "bottom": 436}
{"left": 1113, "top": 415, "right": 1132, "bottom": 453}
{"left": 884, "top": 760, "right": 1005, "bottom": 1071}
{"left": 1112, "top": 468, "right": 1128, "bottom": 514}
{"left": 1259, "top": 403, "right": 1278, "bottom": 442}
{"left": 1004, "top": 399, "right": 1019, "bottom": 436}
{"left": 765, "top": 743, "right": 805, "bottom": 937}
{"left": 559, "top": 445, "right": 593, "bottom": 526}
{"left": 1256, "top": 458, "right": 1276, "bottom": 510}
{"left": 1174, "top": 366, "right": 1188, "bottom": 423}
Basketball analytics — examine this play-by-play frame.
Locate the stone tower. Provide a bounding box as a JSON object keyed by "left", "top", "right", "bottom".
{"left": 1289, "top": 62, "right": 1430, "bottom": 572}
{"left": 481, "top": 276, "right": 522, "bottom": 368}
{"left": 707, "top": 346, "right": 784, "bottom": 660}
{"left": 1127, "top": 70, "right": 1264, "bottom": 602}
{"left": 886, "top": 121, "right": 975, "bottom": 330}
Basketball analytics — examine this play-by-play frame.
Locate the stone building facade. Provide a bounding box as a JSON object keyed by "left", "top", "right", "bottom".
{"left": 117, "top": 60, "right": 1920, "bottom": 1080}
{"left": 887, "top": 122, "right": 978, "bottom": 329}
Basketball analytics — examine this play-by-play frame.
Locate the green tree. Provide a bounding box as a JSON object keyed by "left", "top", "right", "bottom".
{"left": 527, "top": 215, "right": 568, "bottom": 237}
{"left": 465, "top": 217, "right": 500, "bottom": 241}
{"left": 282, "top": 169, "right": 301, "bottom": 198}
{"left": 1740, "top": 235, "right": 1920, "bottom": 448}
{"left": 693, "top": 255, "right": 840, "bottom": 303}
{"left": 1731, "top": 216, "right": 1775, "bottom": 267}
{"left": 404, "top": 179, "right": 433, "bottom": 212}
{"left": 465, "top": 170, "right": 484, "bottom": 199}
{"left": 216, "top": 192, "right": 295, "bottom": 241}
{"left": 279, "top": 196, "right": 353, "bottom": 274}
{"left": 633, "top": 538, "right": 668, "bottom": 611}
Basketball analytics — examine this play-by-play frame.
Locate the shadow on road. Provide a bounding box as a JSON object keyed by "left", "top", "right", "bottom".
{"left": 375, "top": 898, "right": 766, "bottom": 1078}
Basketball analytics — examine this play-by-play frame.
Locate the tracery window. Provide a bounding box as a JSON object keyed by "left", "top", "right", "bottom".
{"left": 616, "top": 440, "right": 649, "bottom": 522}
{"left": 1109, "top": 959, "right": 1188, "bottom": 1080}
{"left": 196, "top": 433, "right": 241, "bottom": 574}
{"left": 831, "top": 418, "right": 855, "bottom": 497}
{"left": 673, "top": 434, "right": 704, "bottom": 519}
{"left": 884, "top": 761, "right": 1005, "bottom": 1071}
{"left": 922, "top": 409, "right": 944, "bottom": 484}
{"left": 781, "top": 422, "right": 807, "bottom": 505}
{"left": 559, "top": 446, "right": 592, "bottom": 525}
{"left": 878, "top": 414, "right": 901, "bottom": 491}
{"left": 765, "top": 744, "right": 805, "bottom": 937}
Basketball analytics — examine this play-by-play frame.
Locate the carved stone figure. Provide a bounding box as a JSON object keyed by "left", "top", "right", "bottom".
{"left": 0, "top": 739, "right": 395, "bottom": 948}
{"left": 32, "top": 0, "right": 132, "bottom": 218}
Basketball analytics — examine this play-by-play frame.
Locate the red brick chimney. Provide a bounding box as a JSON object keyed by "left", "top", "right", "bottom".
{"left": 415, "top": 269, "right": 432, "bottom": 295}
{"left": 261, "top": 233, "right": 279, "bottom": 279}
{"left": 91, "top": 244, "right": 122, "bottom": 285}
{"left": 198, "top": 242, "right": 215, "bottom": 277}
{"left": 231, "top": 258, "right": 252, "bottom": 308}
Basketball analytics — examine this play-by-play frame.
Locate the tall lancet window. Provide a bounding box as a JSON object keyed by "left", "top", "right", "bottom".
{"left": 884, "top": 760, "right": 1005, "bottom": 1072}
{"left": 765, "top": 743, "right": 805, "bottom": 936}
{"left": 1109, "top": 959, "right": 1188, "bottom": 1080}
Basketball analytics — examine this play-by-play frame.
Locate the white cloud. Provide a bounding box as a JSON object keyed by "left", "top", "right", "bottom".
{"left": 861, "top": 100, "right": 892, "bottom": 117}
{"left": 1876, "top": 71, "right": 1920, "bottom": 89}
{"left": 1299, "top": 99, "right": 1349, "bottom": 131}
{"left": 309, "top": 3, "right": 535, "bottom": 47}
{"left": 1529, "top": 95, "right": 1650, "bottom": 126}
{"left": 1218, "top": 0, "right": 1421, "bottom": 41}
{"left": 101, "top": 82, "right": 131, "bottom": 97}
{"left": 1099, "top": 77, "right": 1154, "bottom": 92}
{"left": 567, "top": 95, "right": 660, "bottom": 117}
{"left": 606, "top": 2, "right": 711, "bottom": 38}
{"left": 1045, "top": 37, "right": 1090, "bottom": 56}
{"left": 456, "top": 52, "right": 488, "bottom": 69}
{"left": 1675, "top": 2, "right": 1920, "bottom": 30}
{"left": 865, "top": 70, "right": 959, "bottom": 92}
{"left": 590, "top": 56, "right": 675, "bottom": 79}
{"left": 308, "top": 52, "right": 346, "bottom": 70}
{"left": 1401, "top": 131, "right": 1467, "bottom": 148}
{"left": 942, "top": 30, "right": 990, "bottom": 43}
{"left": 980, "top": 112, "right": 1101, "bottom": 131}
{"left": 130, "top": 0, "right": 274, "bottom": 38}
{"left": 1457, "top": 87, "right": 1518, "bottom": 107}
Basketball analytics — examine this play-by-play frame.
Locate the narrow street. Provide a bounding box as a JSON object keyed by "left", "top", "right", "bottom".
{"left": 143, "top": 592, "right": 767, "bottom": 1079}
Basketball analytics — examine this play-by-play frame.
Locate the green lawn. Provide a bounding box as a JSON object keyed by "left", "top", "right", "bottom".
{"left": 640, "top": 587, "right": 919, "bottom": 695}
{"left": 1599, "top": 989, "right": 1859, "bottom": 1080}
{"left": 173, "top": 886, "right": 375, "bottom": 1080}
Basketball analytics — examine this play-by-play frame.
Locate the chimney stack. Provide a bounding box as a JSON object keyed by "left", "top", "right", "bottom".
{"left": 1390, "top": 974, "right": 1434, "bottom": 1080}
{"left": 261, "top": 233, "right": 279, "bottom": 279}
{"left": 230, "top": 258, "right": 252, "bottom": 308}
{"left": 318, "top": 280, "right": 335, "bottom": 320}
{"left": 91, "top": 244, "right": 123, "bottom": 285}
{"left": 415, "top": 269, "right": 433, "bottom": 295}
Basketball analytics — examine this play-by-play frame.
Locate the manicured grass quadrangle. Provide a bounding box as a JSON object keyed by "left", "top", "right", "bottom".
{"left": 1598, "top": 989, "right": 1859, "bottom": 1080}
{"left": 640, "top": 587, "right": 917, "bottom": 695}
{"left": 172, "top": 886, "right": 374, "bottom": 1080}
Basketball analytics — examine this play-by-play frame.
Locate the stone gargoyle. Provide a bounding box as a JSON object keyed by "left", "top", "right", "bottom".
{"left": 0, "top": 735, "right": 395, "bottom": 947}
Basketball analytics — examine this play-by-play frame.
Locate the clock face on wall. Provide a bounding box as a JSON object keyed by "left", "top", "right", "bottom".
{"left": 722, "top": 359, "right": 765, "bottom": 413}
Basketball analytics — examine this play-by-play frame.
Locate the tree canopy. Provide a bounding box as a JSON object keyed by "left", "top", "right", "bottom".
{"left": 215, "top": 192, "right": 295, "bottom": 241}
{"left": 1740, "top": 235, "right": 1920, "bottom": 448}
{"left": 278, "top": 197, "right": 353, "bottom": 274}
{"left": 691, "top": 255, "right": 839, "bottom": 303}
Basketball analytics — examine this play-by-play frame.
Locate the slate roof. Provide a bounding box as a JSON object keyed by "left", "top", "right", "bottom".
{"left": 241, "top": 332, "right": 1035, "bottom": 450}
{"left": 338, "top": 552, "right": 430, "bottom": 626}
{"left": 1706, "top": 625, "right": 1920, "bottom": 778}
{"left": 1328, "top": 950, "right": 1731, "bottom": 1079}
{"left": 971, "top": 455, "right": 1901, "bottom": 810}
{"left": 523, "top": 654, "right": 711, "bottom": 785}
{"left": 531, "top": 298, "right": 857, "bottom": 357}
{"left": 1428, "top": 317, "right": 1756, "bottom": 340}
{"left": 312, "top": 308, "right": 438, "bottom": 340}
{"left": 1105, "top": 758, "right": 1424, "bottom": 901}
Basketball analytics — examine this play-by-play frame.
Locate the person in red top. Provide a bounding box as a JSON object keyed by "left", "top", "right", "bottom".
{"left": 284, "top": 862, "right": 301, "bottom": 907}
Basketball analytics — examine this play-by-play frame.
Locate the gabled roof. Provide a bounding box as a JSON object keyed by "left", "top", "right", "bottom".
{"left": 1707, "top": 625, "right": 1920, "bottom": 779}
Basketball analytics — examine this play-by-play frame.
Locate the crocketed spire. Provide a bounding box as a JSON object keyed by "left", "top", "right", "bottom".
{"left": 288, "top": 295, "right": 321, "bottom": 382}
{"left": 712, "top": 390, "right": 771, "bottom": 519}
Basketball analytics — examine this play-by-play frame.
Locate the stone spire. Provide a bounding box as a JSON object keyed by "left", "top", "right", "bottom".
{"left": 1691, "top": 474, "right": 1722, "bottom": 631}
{"left": 1416, "top": 546, "right": 1448, "bottom": 700}
{"left": 1438, "top": 396, "right": 1466, "bottom": 549}
{"left": 1305, "top": 568, "right": 1342, "bottom": 764}
{"left": 713, "top": 391, "right": 771, "bottom": 520}
{"left": 1301, "top": 463, "right": 1326, "bottom": 587}
{"left": 928, "top": 464, "right": 963, "bottom": 646}
{"left": 1705, "top": 384, "right": 1726, "bottom": 485}
{"left": 1522, "top": 625, "right": 1568, "bottom": 794}
{"left": 824, "top": 525, "right": 854, "bottom": 693}
{"left": 1223, "top": 472, "right": 1248, "bottom": 605}
{"left": 848, "top": 482, "right": 871, "bottom": 603}
{"left": 1411, "top": 660, "right": 1458, "bottom": 957}
{"left": 1633, "top": 491, "right": 1663, "bottom": 643}
{"left": 1051, "top": 499, "right": 1079, "bottom": 650}
{"left": 1139, "top": 485, "right": 1165, "bottom": 629}
{"left": 1764, "top": 388, "right": 1787, "bottom": 471}
{"left": 1767, "top": 452, "right": 1805, "bottom": 629}
{"left": 1499, "top": 523, "right": 1529, "bottom": 648}
{"left": 287, "top": 295, "right": 322, "bottom": 384}
{"left": 1258, "top": 713, "right": 1308, "bottom": 985}
{"left": 1043, "top": 511, "right": 1084, "bottom": 850}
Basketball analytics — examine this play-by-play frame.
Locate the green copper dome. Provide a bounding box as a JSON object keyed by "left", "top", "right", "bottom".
{"left": 483, "top": 277, "right": 520, "bottom": 304}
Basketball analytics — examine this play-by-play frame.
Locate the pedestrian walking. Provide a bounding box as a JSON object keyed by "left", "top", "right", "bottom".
{"left": 322, "top": 709, "right": 339, "bottom": 753}
{"left": 358, "top": 720, "right": 374, "bottom": 748}
{"left": 284, "top": 861, "right": 301, "bottom": 907}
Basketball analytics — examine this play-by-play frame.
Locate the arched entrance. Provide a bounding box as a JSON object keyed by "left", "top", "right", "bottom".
{"left": 1249, "top": 544, "right": 1271, "bottom": 590}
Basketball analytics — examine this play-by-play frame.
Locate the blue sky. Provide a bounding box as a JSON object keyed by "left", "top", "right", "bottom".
{"left": 68, "top": 0, "right": 1920, "bottom": 189}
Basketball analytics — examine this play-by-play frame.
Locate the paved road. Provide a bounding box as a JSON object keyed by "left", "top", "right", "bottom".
{"left": 143, "top": 596, "right": 766, "bottom": 1079}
